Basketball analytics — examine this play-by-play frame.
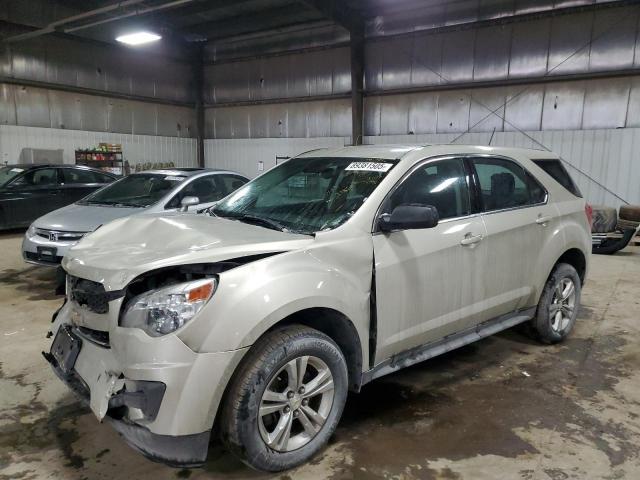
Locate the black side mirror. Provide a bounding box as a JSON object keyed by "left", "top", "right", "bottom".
{"left": 378, "top": 204, "right": 439, "bottom": 232}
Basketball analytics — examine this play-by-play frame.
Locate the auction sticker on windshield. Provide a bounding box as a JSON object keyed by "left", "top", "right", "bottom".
{"left": 345, "top": 161, "right": 393, "bottom": 172}
{"left": 164, "top": 176, "right": 186, "bottom": 181}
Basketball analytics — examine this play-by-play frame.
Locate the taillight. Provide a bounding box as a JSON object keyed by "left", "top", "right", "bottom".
{"left": 585, "top": 203, "right": 593, "bottom": 228}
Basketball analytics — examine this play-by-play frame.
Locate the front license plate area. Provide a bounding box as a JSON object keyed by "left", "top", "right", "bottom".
{"left": 51, "top": 327, "right": 82, "bottom": 374}
{"left": 37, "top": 246, "right": 58, "bottom": 261}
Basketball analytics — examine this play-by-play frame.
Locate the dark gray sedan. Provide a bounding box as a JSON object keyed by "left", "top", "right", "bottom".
{"left": 0, "top": 164, "right": 117, "bottom": 230}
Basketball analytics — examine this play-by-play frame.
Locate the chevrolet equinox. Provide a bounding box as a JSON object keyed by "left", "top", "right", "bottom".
{"left": 45, "top": 145, "right": 591, "bottom": 472}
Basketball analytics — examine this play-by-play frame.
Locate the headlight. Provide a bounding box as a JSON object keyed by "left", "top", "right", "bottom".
{"left": 121, "top": 278, "right": 217, "bottom": 337}
{"left": 27, "top": 224, "right": 37, "bottom": 236}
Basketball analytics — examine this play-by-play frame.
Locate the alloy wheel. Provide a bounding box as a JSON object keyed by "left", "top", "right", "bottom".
{"left": 549, "top": 277, "right": 576, "bottom": 333}
{"left": 258, "top": 355, "right": 335, "bottom": 452}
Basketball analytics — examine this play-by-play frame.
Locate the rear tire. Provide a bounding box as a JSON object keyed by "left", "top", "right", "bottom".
{"left": 530, "top": 263, "right": 581, "bottom": 344}
{"left": 619, "top": 204, "right": 640, "bottom": 223}
{"left": 220, "top": 325, "right": 348, "bottom": 472}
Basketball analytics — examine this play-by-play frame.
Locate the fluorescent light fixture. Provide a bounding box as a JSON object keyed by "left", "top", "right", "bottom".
{"left": 116, "top": 32, "right": 161, "bottom": 46}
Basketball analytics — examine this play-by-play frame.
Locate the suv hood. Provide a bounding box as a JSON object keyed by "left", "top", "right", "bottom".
{"left": 63, "top": 213, "right": 314, "bottom": 290}
{"left": 34, "top": 203, "right": 143, "bottom": 232}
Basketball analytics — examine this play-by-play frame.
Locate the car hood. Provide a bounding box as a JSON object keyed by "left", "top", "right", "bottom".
{"left": 63, "top": 213, "right": 314, "bottom": 290}
{"left": 34, "top": 203, "right": 143, "bottom": 232}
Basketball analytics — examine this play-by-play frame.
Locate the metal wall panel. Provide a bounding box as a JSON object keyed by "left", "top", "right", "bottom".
{"left": 205, "top": 99, "right": 351, "bottom": 139}
{"left": 440, "top": 30, "right": 476, "bottom": 83}
{"left": 473, "top": 25, "right": 511, "bottom": 81}
{"left": 204, "top": 47, "right": 350, "bottom": 104}
{"left": 436, "top": 91, "right": 472, "bottom": 133}
{"left": 541, "top": 82, "right": 586, "bottom": 130}
{"left": 589, "top": 7, "right": 638, "bottom": 71}
{"left": 1, "top": 34, "right": 194, "bottom": 104}
{"left": 503, "top": 85, "right": 545, "bottom": 131}
{"left": 362, "top": 4, "right": 640, "bottom": 93}
{"left": 410, "top": 31, "right": 445, "bottom": 86}
{"left": 0, "top": 125, "right": 197, "bottom": 167}
{"left": 547, "top": 12, "right": 593, "bottom": 74}
{"left": 508, "top": 18, "right": 551, "bottom": 77}
{"left": 582, "top": 77, "right": 630, "bottom": 129}
{"left": 0, "top": 84, "right": 17, "bottom": 125}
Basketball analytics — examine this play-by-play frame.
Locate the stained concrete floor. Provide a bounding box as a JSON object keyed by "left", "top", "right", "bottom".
{"left": 1, "top": 230, "right": 639, "bottom": 480}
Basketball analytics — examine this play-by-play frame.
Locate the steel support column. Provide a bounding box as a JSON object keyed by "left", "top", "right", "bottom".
{"left": 194, "top": 46, "right": 205, "bottom": 168}
{"left": 351, "top": 33, "right": 364, "bottom": 146}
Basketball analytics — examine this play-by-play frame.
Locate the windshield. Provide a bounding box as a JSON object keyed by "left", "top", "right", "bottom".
{"left": 212, "top": 157, "right": 396, "bottom": 234}
{"left": 79, "top": 173, "right": 185, "bottom": 207}
{"left": 0, "top": 166, "right": 25, "bottom": 186}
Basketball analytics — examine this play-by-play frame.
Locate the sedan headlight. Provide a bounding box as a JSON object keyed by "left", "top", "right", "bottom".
{"left": 27, "top": 223, "right": 37, "bottom": 237}
{"left": 121, "top": 278, "right": 217, "bottom": 337}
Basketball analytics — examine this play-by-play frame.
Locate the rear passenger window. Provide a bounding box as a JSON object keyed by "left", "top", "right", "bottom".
{"left": 532, "top": 159, "right": 582, "bottom": 197}
{"left": 386, "top": 158, "right": 471, "bottom": 221}
{"left": 473, "top": 157, "right": 545, "bottom": 211}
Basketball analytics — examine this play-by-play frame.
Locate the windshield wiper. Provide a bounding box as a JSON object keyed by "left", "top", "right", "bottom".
{"left": 232, "top": 214, "right": 289, "bottom": 232}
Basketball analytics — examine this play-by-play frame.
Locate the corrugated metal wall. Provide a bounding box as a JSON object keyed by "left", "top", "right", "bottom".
{"left": 0, "top": 32, "right": 194, "bottom": 104}
{"left": 205, "top": 98, "right": 351, "bottom": 139}
{"left": 0, "top": 125, "right": 198, "bottom": 167}
{"left": 0, "top": 83, "right": 196, "bottom": 137}
{"left": 204, "top": 137, "right": 348, "bottom": 178}
{"left": 204, "top": 4, "right": 640, "bottom": 139}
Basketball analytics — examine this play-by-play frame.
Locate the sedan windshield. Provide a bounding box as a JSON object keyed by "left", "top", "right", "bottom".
{"left": 79, "top": 173, "right": 185, "bottom": 208}
{"left": 0, "top": 166, "right": 25, "bottom": 187}
{"left": 212, "top": 157, "right": 396, "bottom": 234}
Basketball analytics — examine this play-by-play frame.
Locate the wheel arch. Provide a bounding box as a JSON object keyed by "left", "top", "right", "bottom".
{"left": 553, "top": 247, "right": 587, "bottom": 284}
{"left": 271, "top": 307, "right": 364, "bottom": 392}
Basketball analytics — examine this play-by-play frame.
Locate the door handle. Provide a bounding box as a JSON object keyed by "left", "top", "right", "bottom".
{"left": 460, "top": 233, "right": 483, "bottom": 246}
{"left": 536, "top": 215, "right": 553, "bottom": 226}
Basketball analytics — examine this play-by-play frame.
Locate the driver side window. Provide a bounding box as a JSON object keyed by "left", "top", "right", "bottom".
{"left": 385, "top": 158, "right": 471, "bottom": 221}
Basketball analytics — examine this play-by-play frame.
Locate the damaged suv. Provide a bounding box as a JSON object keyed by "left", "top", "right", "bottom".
{"left": 46, "top": 145, "right": 591, "bottom": 471}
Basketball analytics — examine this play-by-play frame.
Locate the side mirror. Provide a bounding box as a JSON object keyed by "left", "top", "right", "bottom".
{"left": 378, "top": 204, "right": 439, "bottom": 232}
{"left": 179, "top": 196, "right": 200, "bottom": 212}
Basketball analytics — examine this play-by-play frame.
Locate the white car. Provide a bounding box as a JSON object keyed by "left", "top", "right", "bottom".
{"left": 22, "top": 168, "right": 248, "bottom": 267}
{"left": 45, "top": 145, "right": 591, "bottom": 471}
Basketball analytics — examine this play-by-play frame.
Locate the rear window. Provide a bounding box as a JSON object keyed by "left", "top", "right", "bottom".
{"left": 532, "top": 159, "right": 582, "bottom": 198}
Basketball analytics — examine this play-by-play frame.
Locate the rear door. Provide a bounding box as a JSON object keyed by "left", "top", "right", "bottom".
{"left": 470, "top": 156, "right": 551, "bottom": 321}
{"left": 372, "top": 156, "right": 489, "bottom": 363}
{"left": 2, "top": 168, "right": 65, "bottom": 226}
{"left": 60, "top": 168, "right": 114, "bottom": 204}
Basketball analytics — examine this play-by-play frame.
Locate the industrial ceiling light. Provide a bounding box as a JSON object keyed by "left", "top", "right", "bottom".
{"left": 116, "top": 31, "right": 161, "bottom": 46}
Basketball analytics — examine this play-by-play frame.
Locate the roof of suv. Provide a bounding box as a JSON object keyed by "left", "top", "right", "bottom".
{"left": 296, "top": 144, "right": 560, "bottom": 161}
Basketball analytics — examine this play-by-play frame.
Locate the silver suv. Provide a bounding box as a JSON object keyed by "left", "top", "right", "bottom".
{"left": 45, "top": 145, "right": 591, "bottom": 471}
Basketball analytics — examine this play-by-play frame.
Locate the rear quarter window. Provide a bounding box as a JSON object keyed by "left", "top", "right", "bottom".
{"left": 532, "top": 159, "right": 582, "bottom": 198}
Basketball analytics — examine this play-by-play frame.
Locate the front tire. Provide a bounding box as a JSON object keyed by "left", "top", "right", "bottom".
{"left": 220, "top": 325, "right": 348, "bottom": 472}
{"left": 530, "top": 263, "right": 581, "bottom": 344}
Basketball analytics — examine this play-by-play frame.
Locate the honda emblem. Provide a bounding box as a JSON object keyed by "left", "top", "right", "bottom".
{"left": 49, "top": 232, "right": 58, "bottom": 242}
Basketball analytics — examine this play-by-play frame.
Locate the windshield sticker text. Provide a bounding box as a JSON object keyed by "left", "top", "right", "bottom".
{"left": 164, "top": 176, "right": 185, "bottom": 181}
{"left": 345, "top": 162, "right": 393, "bottom": 173}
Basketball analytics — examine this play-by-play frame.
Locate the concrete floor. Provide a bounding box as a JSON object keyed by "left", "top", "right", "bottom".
{"left": 1, "top": 230, "right": 639, "bottom": 480}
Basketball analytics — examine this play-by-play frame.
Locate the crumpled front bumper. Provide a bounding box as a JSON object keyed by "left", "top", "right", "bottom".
{"left": 45, "top": 300, "right": 248, "bottom": 466}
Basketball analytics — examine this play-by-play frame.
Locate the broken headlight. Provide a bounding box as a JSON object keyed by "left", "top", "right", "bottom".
{"left": 121, "top": 278, "right": 217, "bottom": 337}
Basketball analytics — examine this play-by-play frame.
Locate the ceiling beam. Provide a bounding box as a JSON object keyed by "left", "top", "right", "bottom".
{"left": 185, "top": 4, "right": 322, "bottom": 41}
{"left": 298, "top": 0, "right": 363, "bottom": 35}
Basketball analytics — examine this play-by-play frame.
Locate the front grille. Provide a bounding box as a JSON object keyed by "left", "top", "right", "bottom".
{"left": 25, "top": 251, "right": 63, "bottom": 265}
{"left": 35, "top": 228, "right": 86, "bottom": 242}
{"left": 75, "top": 326, "right": 110, "bottom": 348}
{"left": 69, "top": 276, "right": 110, "bottom": 314}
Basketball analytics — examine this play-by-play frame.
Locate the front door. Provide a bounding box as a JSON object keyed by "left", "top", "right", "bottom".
{"left": 372, "top": 157, "right": 488, "bottom": 364}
